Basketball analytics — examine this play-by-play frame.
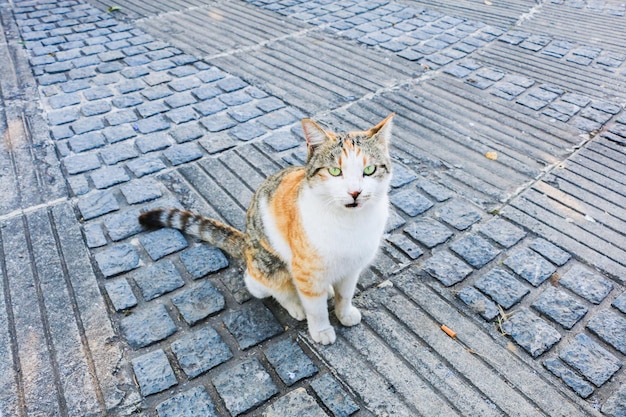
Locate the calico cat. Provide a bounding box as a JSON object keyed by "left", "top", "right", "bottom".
{"left": 139, "top": 114, "right": 394, "bottom": 344}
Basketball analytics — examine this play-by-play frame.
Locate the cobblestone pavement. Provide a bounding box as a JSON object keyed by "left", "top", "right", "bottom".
{"left": 1, "top": 0, "right": 625, "bottom": 416}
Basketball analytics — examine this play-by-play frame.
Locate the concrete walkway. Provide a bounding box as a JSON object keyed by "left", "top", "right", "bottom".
{"left": 0, "top": 0, "right": 625, "bottom": 416}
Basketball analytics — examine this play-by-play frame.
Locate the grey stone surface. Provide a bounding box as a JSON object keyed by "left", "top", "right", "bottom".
{"left": 475, "top": 268, "right": 529, "bottom": 309}
{"left": 77, "top": 190, "right": 120, "bottom": 220}
{"left": 613, "top": 292, "right": 626, "bottom": 314}
{"left": 502, "top": 308, "right": 561, "bottom": 358}
{"left": 171, "top": 326, "right": 233, "bottom": 378}
{"left": 64, "top": 152, "right": 101, "bottom": 175}
{"left": 386, "top": 233, "right": 423, "bottom": 260}
{"left": 504, "top": 248, "right": 556, "bottom": 287}
{"left": 139, "top": 228, "right": 188, "bottom": 260}
{"left": 133, "top": 261, "right": 184, "bottom": 301}
{"left": 179, "top": 245, "right": 229, "bottom": 279}
{"left": 532, "top": 287, "right": 587, "bottom": 330}
{"left": 559, "top": 334, "right": 621, "bottom": 387}
{"left": 450, "top": 234, "right": 500, "bottom": 268}
{"left": 310, "top": 373, "right": 360, "bottom": 417}
{"left": 172, "top": 280, "right": 225, "bottom": 325}
{"left": 91, "top": 166, "right": 131, "bottom": 189}
{"left": 156, "top": 386, "right": 218, "bottom": 417}
{"left": 421, "top": 250, "right": 473, "bottom": 286}
{"left": 457, "top": 286, "right": 499, "bottom": 320}
{"left": 438, "top": 199, "right": 482, "bottom": 230}
{"left": 479, "top": 217, "right": 526, "bottom": 248}
{"left": 602, "top": 385, "right": 626, "bottom": 417}
{"left": 544, "top": 358, "right": 594, "bottom": 399}
{"left": 390, "top": 188, "right": 433, "bottom": 216}
{"left": 223, "top": 302, "right": 284, "bottom": 349}
{"left": 264, "top": 388, "right": 327, "bottom": 417}
{"left": 121, "top": 303, "right": 177, "bottom": 349}
{"left": 404, "top": 217, "right": 453, "bottom": 248}
{"left": 529, "top": 238, "right": 571, "bottom": 266}
{"left": 104, "top": 278, "right": 137, "bottom": 311}
{"left": 213, "top": 358, "right": 278, "bottom": 416}
{"left": 95, "top": 243, "right": 140, "bottom": 277}
{"left": 120, "top": 178, "right": 163, "bottom": 204}
{"left": 163, "top": 143, "right": 204, "bottom": 165}
{"left": 103, "top": 209, "right": 143, "bottom": 241}
{"left": 559, "top": 264, "right": 614, "bottom": 304}
{"left": 586, "top": 309, "right": 626, "bottom": 354}
{"left": 264, "top": 339, "right": 318, "bottom": 386}
{"left": 131, "top": 349, "right": 177, "bottom": 396}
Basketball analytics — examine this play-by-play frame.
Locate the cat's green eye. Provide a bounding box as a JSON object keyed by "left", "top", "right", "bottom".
{"left": 363, "top": 165, "right": 376, "bottom": 176}
{"left": 328, "top": 167, "right": 342, "bottom": 177}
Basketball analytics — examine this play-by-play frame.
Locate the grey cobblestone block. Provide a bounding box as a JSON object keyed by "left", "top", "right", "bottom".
{"left": 386, "top": 233, "right": 423, "bottom": 260}
{"left": 265, "top": 388, "right": 327, "bottom": 417}
{"left": 121, "top": 66, "right": 149, "bottom": 79}
{"left": 103, "top": 124, "right": 137, "bottom": 143}
{"left": 119, "top": 178, "right": 163, "bottom": 204}
{"left": 133, "top": 261, "right": 184, "bottom": 301}
{"left": 171, "top": 326, "right": 232, "bottom": 378}
{"left": 421, "top": 250, "right": 472, "bottom": 286}
{"left": 83, "top": 86, "right": 114, "bottom": 101}
{"left": 450, "top": 235, "right": 500, "bottom": 268}
{"left": 139, "top": 228, "right": 188, "bottom": 260}
{"left": 532, "top": 287, "right": 587, "bottom": 329}
{"left": 127, "top": 156, "right": 167, "bottom": 177}
{"left": 179, "top": 245, "right": 229, "bottom": 279}
{"left": 71, "top": 116, "right": 105, "bottom": 135}
{"left": 100, "top": 141, "right": 139, "bottom": 165}
{"left": 104, "top": 278, "right": 137, "bottom": 311}
{"left": 84, "top": 222, "right": 107, "bottom": 248}
{"left": 122, "top": 303, "right": 177, "bottom": 349}
{"left": 113, "top": 94, "right": 143, "bottom": 108}
{"left": 95, "top": 242, "right": 140, "bottom": 277}
{"left": 547, "top": 101, "right": 581, "bottom": 117}
{"left": 136, "top": 132, "right": 171, "bottom": 153}
{"left": 81, "top": 101, "right": 111, "bottom": 117}
{"left": 136, "top": 114, "right": 170, "bottom": 134}
{"left": 228, "top": 103, "right": 264, "bottom": 123}
{"left": 142, "top": 86, "right": 174, "bottom": 101}
{"left": 200, "top": 113, "right": 237, "bottom": 132}
{"left": 220, "top": 90, "right": 253, "bottom": 106}
{"left": 106, "top": 109, "right": 138, "bottom": 126}
{"left": 223, "top": 302, "right": 283, "bottom": 349}
{"left": 586, "top": 309, "right": 626, "bottom": 354}
{"left": 613, "top": 292, "right": 626, "bottom": 314}
{"left": 479, "top": 217, "right": 526, "bottom": 247}
{"left": 561, "top": 92, "right": 590, "bottom": 107}
{"left": 165, "top": 92, "right": 197, "bottom": 109}
{"left": 157, "top": 386, "right": 218, "bottom": 417}
{"left": 529, "top": 238, "right": 571, "bottom": 266}
{"left": 580, "top": 106, "right": 613, "bottom": 124}
{"left": 504, "top": 248, "right": 556, "bottom": 287}
{"left": 200, "top": 135, "right": 237, "bottom": 154}
{"left": 166, "top": 107, "right": 197, "bottom": 124}
{"left": 475, "top": 268, "right": 529, "bottom": 309}
{"left": 310, "top": 373, "right": 360, "bottom": 417}
{"left": 103, "top": 209, "right": 143, "bottom": 241}
{"left": 560, "top": 264, "right": 613, "bottom": 304}
{"left": 457, "top": 286, "right": 499, "bottom": 320}
{"left": 91, "top": 166, "right": 130, "bottom": 189}
{"left": 172, "top": 277, "right": 225, "bottom": 323}
{"left": 390, "top": 188, "right": 433, "bottom": 216}
{"left": 39, "top": 73, "right": 67, "bottom": 85}
{"left": 264, "top": 339, "right": 318, "bottom": 386}
{"left": 560, "top": 333, "right": 621, "bottom": 387}
{"left": 389, "top": 164, "right": 417, "bottom": 188}
{"left": 163, "top": 143, "right": 204, "bottom": 165}
{"left": 438, "top": 199, "right": 481, "bottom": 231}
{"left": 131, "top": 349, "right": 177, "bottom": 396}
{"left": 502, "top": 308, "right": 561, "bottom": 357}
{"left": 192, "top": 85, "right": 221, "bottom": 101}
{"left": 443, "top": 64, "right": 472, "bottom": 78}
{"left": 44, "top": 61, "right": 73, "bottom": 74}
{"left": 169, "top": 77, "right": 202, "bottom": 92}
{"left": 77, "top": 189, "right": 119, "bottom": 220}
{"left": 404, "top": 217, "right": 453, "bottom": 248}
{"left": 602, "top": 386, "right": 626, "bottom": 417}
{"left": 49, "top": 92, "right": 81, "bottom": 109}
{"left": 543, "top": 358, "right": 594, "bottom": 399}
{"left": 264, "top": 132, "right": 300, "bottom": 151}
{"left": 217, "top": 77, "right": 248, "bottom": 92}
{"left": 137, "top": 101, "right": 169, "bottom": 118}
{"left": 214, "top": 358, "right": 278, "bottom": 416}
{"left": 416, "top": 179, "right": 452, "bottom": 202}
{"left": 230, "top": 121, "right": 266, "bottom": 141}
{"left": 69, "top": 132, "right": 105, "bottom": 153}
{"left": 195, "top": 99, "right": 227, "bottom": 117}
{"left": 48, "top": 108, "right": 79, "bottom": 125}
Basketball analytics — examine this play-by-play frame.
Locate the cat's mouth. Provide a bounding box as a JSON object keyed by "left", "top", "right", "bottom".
{"left": 344, "top": 202, "right": 360, "bottom": 209}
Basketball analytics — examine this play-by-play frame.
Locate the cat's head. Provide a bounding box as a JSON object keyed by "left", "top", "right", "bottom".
{"left": 301, "top": 114, "right": 393, "bottom": 211}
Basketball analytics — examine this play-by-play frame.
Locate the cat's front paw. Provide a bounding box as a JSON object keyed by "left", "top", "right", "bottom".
{"left": 337, "top": 306, "right": 361, "bottom": 327}
{"left": 310, "top": 326, "right": 336, "bottom": 345}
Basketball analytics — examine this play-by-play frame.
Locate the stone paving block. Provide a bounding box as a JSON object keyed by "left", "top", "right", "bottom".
{"left": 103, "top": 124, "right": 137, "bottom": 143}
{"left": 264, "top": 131, "right": 300, "bottom": 152}
{"left": 213, "top": 358, "right": 278, "bottom": 416}
{"left": 95, "top": 243, "right": 140, "bottom": 277}
{"left": 84, "top": 222, "right": 107, "bottom": 248}
{"left": 389, "top": 164, "right": 418, "bottom": 188}
{"left": 171, "top": 326, "right": 233, "bottom": 378}
{"left": 127, "top": 156, "right": 167, "bottom": 177}
{"left": 136, "top": 132, "right": 171, "bottom": 153}
{"left": 416, "top": 179, "right": 452, "bottom": 202}
{"left": 529, "top": 238, "right": 571, "bottom": 266}
{"left": 69, "top": 132, "right": 106, "bottom": 153}
{"left": 543, "top": 358, "right": 594, "bottom": 399}
{"left": 131, "top": 349, "right": 177, "bottom": 396}
{"left": 104, "top": 278, "right": 137, "bottom": 311}
{"left": 475, "top": 268, "right": 529, "bottom": 309}
{"left": 120, "top": 178, "right": 163, "bottom": 204}
{"left": 264, "top": 388, "right": 327, "bottom": 417}
{"left": 106, "top": 109, "right": 139, "bottom": 126}
{"left": 404, "top": 217, "right": 453, "bottom": 248}
{"left": 179, "top": 245, "right": 229, "bottom": 279}
{"left": 133, "top": 261, "right": 184, "bottom": 301}
{"left": 613, "top": 292, "right": 626, "bottom": 314}
{"left": 136, "top": 114, "right": 170, "bottom": 134}
{"left": 264, "top": 339, "right": 318, "bottom": 386}
{"left": 310, "top": 373, "right": 360, "bottom": 417}
{"left": 438, "top": 199, "right": 482, "bottom": 230}
{"left": 502, "top": 308, "right": 561, "bottom": 358}
{"left": 503, "top": 248, "right": 556, "bottom": 287}
{"left": 532, "top": 287, "right": 588, "bottom": 329}
{"left": 49, "top": 92, "right": 81, "bottom": 109}
{"left": 479, "top": 217, "right": 526, "bottom": 248}
{"left": 172, "top": 280, "right": 225, "bottom": 325}
{"left": 257, "top": 109, "right": 297, "bottom": 130}
{"left": 169, "top": 123, "right": 205, "bottom": 143}
{"left": 77, "top": 189, "right": 119, "bottom": 220}
{"left": 457, "top": 286, "right": 499, "bottom": 320}
{"left": 91, "top": 166, "right": 130, "bottom": 189}
{"left": 559, "top": 264, "right": 613, "bottom": 304}
{"left": 450, "top": 234, "right": 500, "bottom": 268}
{"left": 48, "top": 108, "right": 79, "bottom": 125}
{"left": 559, "top": 333, "right": 621, "bottom": 387}
{"left": 223, "top": 302, "right": 284, "bottom": 350}
{"left": 156, "top": 386, "right": 219, "bottom": 417}
{"left": 602, "top": 385, "right": 626, "bottom": 417}
{"left": 200, "top": 134, "right": 238, "bottom": 154}
{"left": 386, "top": 233, "right": 423, "bottom": 260}
{"left": 104, "top": 209, "right": 143, "bottom": 241}
{"left": 163, "top": 143, "right": 204, "bottom": 165}
{"left": 121, "top": 303, "right": 177, "bottom": 349}
{"left": 220, "top": 90, "right": 253, "bottom": 107}
{"left": 139, "top": 228, "right": 188, "bottom": 261}
{"left": 100, "top": 141, "right": 139, "bottom": 165}
{"left": 390, "top": 188, "right": 433, "bottom": 216}
{"left": 195, "top": 99, "right": 228, "bottom": 117}
{"left": 586, "top": 309, "right": 626, "bottom": 354}
{"left": 421, "top": 250, "right": 472, "bottom": 286}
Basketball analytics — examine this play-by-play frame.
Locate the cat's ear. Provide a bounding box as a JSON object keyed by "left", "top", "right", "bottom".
{"left": 302, "top": 118, "right": 333, "bottom": 150}
{"left": 367, "top": 113, "right": 394, "bottom": 145}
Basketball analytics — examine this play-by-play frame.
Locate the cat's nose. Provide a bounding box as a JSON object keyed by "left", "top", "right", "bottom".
{"left": 348, "top": 190, "right": 361, "bottom": 200}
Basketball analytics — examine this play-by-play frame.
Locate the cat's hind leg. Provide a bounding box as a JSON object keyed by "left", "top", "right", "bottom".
{"left": 244, "top": 270, "right": 305, "bottom": 321}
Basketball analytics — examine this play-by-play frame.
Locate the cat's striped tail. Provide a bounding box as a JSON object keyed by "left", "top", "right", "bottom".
{"left": 138, "top": 208, "right": 246, "bottom": 259}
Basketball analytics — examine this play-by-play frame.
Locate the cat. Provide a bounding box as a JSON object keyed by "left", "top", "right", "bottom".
{"left": 139, "top": 114, "right": 394, "bottom": 344}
